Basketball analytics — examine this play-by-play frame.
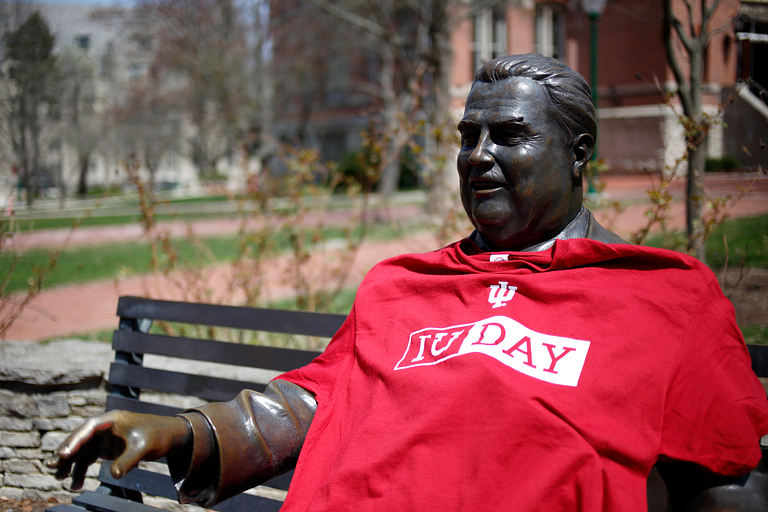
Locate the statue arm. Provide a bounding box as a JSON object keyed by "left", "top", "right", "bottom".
{"left": 167, "top": 379, "right": 317, "bottom": 507}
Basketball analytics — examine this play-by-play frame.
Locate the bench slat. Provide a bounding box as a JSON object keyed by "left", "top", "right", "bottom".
{"left": 748, "top": 344, "right": 768, "bottom": 378}
{"left": 108, "top": 364, "right": 266, "bottom": 403}
{"left": 98, "top": 462, "right": 293, "bottom": 494}
{"left": 117, "top": 296, "right": 346, "bottom": 337}
{"left": 106, "top": 396, "right": 183, "bottom": 417}
{"left": 73, "top": 492, "right": 165, "bottom": 512}
{"left": 112, "top": 331, "right": 321, "bottom": 372}
{"left": 47, "top": 505, "right": 90, "bottom": 512}
{"left": 96, "top": 467, "right": 284, "bottom": 512}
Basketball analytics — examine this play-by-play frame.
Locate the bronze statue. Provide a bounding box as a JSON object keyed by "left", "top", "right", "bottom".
{"left": 47, "top": 54, "right": 768, "bottom": 512}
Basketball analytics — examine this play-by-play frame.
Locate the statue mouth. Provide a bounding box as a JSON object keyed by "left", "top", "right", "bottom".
{"left": 471, "top": 180, "right": 507, "bottom": 193}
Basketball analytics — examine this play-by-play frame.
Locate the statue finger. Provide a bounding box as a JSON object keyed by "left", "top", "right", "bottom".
{"left": 46, "top": 455, "right": 73, "bottom": 481}
{"left": 111, "top": 440, "right": 147, "bottom": 479}
{"left": 55, "top": 416, "right": 116, "bottom": 462}
{"left": 68, "top": 450, "right": 99, "bottom": 490}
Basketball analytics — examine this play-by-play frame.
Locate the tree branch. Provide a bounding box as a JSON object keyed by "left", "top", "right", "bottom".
{"left": 672, "top": 12, "right": 695, "bottom": 53}
{"left": 700, "top": 0, "right": 723, "bottom": 45}
{"left": 683, "top": 0, "right": 695, "bottom": 41}
{"left": 308, "top": 0, "right": 390, "bottom": 40}
{"left": 663, "top": 0, "right": 693, "bottom": 114}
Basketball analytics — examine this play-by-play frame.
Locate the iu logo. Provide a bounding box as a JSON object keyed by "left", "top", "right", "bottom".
{"left": 488, "top": 281, "right": 517, "bottom": 308}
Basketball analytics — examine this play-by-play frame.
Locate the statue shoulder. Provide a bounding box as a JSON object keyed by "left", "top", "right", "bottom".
{"left": 585, "top": 209, "right": 630, "bottom": 245}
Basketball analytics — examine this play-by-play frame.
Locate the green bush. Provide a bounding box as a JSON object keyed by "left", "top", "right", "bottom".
{"left": 705, "top": 156, "right": 740, "bottom": 172}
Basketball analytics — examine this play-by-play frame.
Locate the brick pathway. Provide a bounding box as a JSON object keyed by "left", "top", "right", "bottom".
{"left": 4, "top": 173, "right": 768, "bottom": 342}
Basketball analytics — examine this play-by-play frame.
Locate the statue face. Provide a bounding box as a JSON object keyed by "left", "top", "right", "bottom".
{"left": 457, "top": 77, "right": 583, "bottom": 251}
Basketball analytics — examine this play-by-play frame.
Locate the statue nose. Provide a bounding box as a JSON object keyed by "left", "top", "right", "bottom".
{"left": 469, "top": 132, "right": 493, "bottom": 167}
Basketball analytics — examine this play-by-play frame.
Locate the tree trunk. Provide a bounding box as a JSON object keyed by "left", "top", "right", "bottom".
{"left": 30, "top": 107, "right": 41, "bottom": 205}
{"left": 77, "top": 152, "right": 89, "bottom": 197}
{"left": 686, "top": 132, "right": 707, "bottom": 261}
{"left": 377, "top": 47, "right": 402, "bottom": 199}
{"left": 424, "top": 0, "right": 454, "bottom": 217}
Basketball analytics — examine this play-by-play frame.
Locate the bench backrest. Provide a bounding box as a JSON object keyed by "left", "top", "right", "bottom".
{"left": 98, "top": 296, "right": 346, "bottom": 512}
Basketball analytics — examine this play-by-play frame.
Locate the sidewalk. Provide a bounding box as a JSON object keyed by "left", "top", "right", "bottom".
{"left": 4, "top": 173, "right": 768, "bottom": 342}
{"left": 4, "top": 233, "right": 439, "bottom": 341}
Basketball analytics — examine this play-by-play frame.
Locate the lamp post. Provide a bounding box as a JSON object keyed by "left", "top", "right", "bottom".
{"left": 581, "top": 0, "right": 607, "bottom": 194}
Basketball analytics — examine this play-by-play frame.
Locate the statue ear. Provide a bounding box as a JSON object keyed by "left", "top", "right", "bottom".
{"left": 572, "top": 134, "right": 594, "bottom": 179}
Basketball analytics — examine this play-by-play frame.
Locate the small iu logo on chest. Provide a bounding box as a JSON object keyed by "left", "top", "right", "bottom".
{"left": 488, "top": 281, "right": 517, "bottom": 308}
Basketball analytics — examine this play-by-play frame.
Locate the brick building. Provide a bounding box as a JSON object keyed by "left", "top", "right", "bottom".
{"left": 274, "top": 0, "right": 768, "bottom": 178}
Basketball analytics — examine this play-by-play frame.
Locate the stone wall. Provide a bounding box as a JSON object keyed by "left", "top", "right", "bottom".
{"left": 0, "top": 340, "right": 113, "bottom": 504}
{"left": 0, "top": 388, "right": 107, "bottom": 502}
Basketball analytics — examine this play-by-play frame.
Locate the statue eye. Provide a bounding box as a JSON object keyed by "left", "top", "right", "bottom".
{"left": 492, "top": 127, "right": 524, "bottom": 145}
{"left": 460, "top": 131, "right": 479, "bottom": 148}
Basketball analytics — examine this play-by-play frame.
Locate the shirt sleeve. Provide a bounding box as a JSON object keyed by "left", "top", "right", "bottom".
{"left": 658, "top": 279, "right": 768, "bottom": 476}
{"left": 278, "top": 303, "right": 357, "bottom": 405}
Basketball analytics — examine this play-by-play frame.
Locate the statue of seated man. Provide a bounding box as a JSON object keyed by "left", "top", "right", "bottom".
{"left": 48, "top": 54, "right": 768, "bottom": 511}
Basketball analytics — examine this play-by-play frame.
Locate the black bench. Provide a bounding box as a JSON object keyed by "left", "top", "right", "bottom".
{"left": 47, "top": 295, "right": 768, "bottom": 512}
{"left": 48, "top": 295, "right": 346, "bottom": 512}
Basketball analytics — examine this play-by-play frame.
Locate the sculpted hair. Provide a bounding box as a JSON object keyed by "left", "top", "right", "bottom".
{"left": 475, "top": 54, "right": 596, "bottom": 143}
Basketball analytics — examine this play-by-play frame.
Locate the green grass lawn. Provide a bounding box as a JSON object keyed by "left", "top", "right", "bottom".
{"left": 644, "top": 214, "right": 768, "bottom": 268}
{"left": 12, "top": 210, "right": 239, "bottom": 231}
{"left": 705, "top": 214, "right": 768, "bottom": 268}
{"left": 1, "top": 222, "right": 416, "bottom": 295}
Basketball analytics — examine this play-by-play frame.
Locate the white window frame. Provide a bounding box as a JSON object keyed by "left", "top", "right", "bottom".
{"left": 473, "top": 7, "right": 508, "bottom": 71}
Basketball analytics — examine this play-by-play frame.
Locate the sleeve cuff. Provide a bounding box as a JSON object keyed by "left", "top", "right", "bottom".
{"left": 167, "top": 411, "right": 219, "bottom": 506}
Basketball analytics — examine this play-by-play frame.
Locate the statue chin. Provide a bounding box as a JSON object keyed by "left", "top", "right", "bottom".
{"left": 470, "top": 200, "right": 514, "bottom": 228}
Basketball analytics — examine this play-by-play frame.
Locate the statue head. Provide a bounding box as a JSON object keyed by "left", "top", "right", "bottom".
{"left": 457, "top": 54, "right": 595, "bottom": 251}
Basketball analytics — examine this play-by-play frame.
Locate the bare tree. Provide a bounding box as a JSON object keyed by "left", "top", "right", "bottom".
{"left": 5, "top": 11, "right": 58, "bottom": 207}
{"left": 136, "top": 0, "right": 258, "bottom": 178}
{"left": 0, "top": 0, "right": 32, "bottom": 181}
{"left": 662, "top": 0, "right": 733, "bottom": 261}
{"left": 56, "top": 47, "right": 102, "bottom": 197}
{"left": 283, "top": 0, "right": 506, "bottom": 209}
{"left": 111, "top": 81, "right": 180, "bottom": 191}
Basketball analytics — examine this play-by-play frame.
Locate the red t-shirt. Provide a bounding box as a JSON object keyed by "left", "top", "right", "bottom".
{"left": 279, "top": 238, "right": 768, "bottom": 511}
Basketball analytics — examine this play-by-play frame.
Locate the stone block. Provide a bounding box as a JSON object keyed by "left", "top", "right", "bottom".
{"left": 33, "top": 417, "right": 84, "bottom": 432}
{"left": 34, "top": 393, "right": 70, "bottom": 418}
{"left": 22, "top": 488, "right": 76, "bottom": 503}
{"left": 72, "top": 389, "right": 107, "bottom": 407}
{"left": 41, "top": 432, "right": 69, "bottom": 452}
{"left": 0, "top": 340, "right": 111, "bottom": 387}
{"left": 5, "top": 473, "right": 61, "bottom": 490}
{"left": 0, "top": 446, "right": 16, "bottom": 459}
{"left": 0, "top": 417, "right": 33, "bottom": 431}
{"left": 0, "top": 486, "right": 24, "bottom": 501}
{"left": 0, "top": 390, "right": 38, "bottom": 418}
{"left": 2, "top": 458, "right": 41, "bottom": 474}
{"left": 86, "top": 463, "right": 100, "bottom": 478}
{"left": 13, "top": 448, "right": 44, "bottom": 459}
{"left": 82, "top": 477, "right": 99, "bottom": 492}
{"left": 0, "top": 431, "right": 40, "bottom": 448}
{"left": 72, "top": 406, "right": 103, "bottom": 417}
{"left": 67, "top": 395, "right": 87, "bottom": 407}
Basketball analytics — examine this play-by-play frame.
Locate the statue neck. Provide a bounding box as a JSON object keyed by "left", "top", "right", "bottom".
{"left": 472, "top": 207, "right": 589, "bottom": 253}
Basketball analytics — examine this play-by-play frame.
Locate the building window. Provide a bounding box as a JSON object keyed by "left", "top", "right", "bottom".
{"left": 473, "top": 7, "right": 507, "bottom": 71}
{"left": 137, "top": 36, "right": 151, "bottom": 52}
{"left": 325, "top": 55, "right": 349, "bottom": 105}
{"left": 535, "top": 3, "right": 564, "bottom": 61}
{"left": 48, "top": 103, "right": 61, "bottom": 120}
{"left": 75, "top": 34, "right": 90, "bottom": 51}
{"left": 128, "top": 64, "right": 144, "bottom": 79}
